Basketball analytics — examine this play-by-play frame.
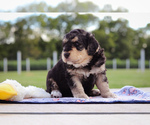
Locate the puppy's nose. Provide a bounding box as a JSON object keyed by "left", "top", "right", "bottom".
{"left": 64, "top": 53, "right": 70, "bottom": 59}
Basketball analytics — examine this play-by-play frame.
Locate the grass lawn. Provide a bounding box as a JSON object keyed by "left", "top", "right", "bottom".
{"left": 0, "top": 69, "right": 150, "bottom": 89}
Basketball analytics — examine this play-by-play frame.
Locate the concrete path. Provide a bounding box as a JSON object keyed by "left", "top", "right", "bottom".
{"left": 0, "top": 88, "right": 150, "bottom": 125}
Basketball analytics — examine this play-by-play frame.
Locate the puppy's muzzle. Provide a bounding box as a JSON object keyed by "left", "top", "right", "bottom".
{"left": 64, "top": 52, "right": 70, "bottom": 59}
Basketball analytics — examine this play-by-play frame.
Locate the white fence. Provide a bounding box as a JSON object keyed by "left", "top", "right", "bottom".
{"left": 2, "top": 51, "right": 57, "bottom": 74}
{"left": 17, "top": 51, "right": 21, "bottom": 74}
{"left": 1, "top": 49, "right": 149, "bottom": 74}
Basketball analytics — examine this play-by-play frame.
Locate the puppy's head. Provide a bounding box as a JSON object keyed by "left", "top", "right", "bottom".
{"left": 62, "top": 29, "right": 100, "bottom": 68}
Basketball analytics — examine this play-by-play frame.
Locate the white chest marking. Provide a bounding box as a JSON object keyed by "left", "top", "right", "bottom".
{"left": 68, "top": 64, "right": 105, "bottom": 78}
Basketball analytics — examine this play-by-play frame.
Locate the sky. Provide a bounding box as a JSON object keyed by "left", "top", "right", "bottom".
{"left": 0, "top": 0, "right": 150, "bottom": 30}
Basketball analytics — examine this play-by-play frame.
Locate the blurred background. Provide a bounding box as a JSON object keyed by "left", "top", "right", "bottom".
{"left": 0, "top": 0, "right": 150, "bottom": 88}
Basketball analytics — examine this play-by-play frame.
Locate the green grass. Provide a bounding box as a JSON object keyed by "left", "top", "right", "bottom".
{"left": 0, "top": 71, "right": 48, "bottom": 89}
{"left": 107, "top": 69, "right": 150, "bottom": 88}
{"left": 0, "top": 69, "right": 150, "bottom": 89}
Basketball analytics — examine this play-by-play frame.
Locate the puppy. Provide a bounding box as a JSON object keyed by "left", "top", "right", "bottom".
{"left": 46, "top": 29, "right": 116, "bottom": 99}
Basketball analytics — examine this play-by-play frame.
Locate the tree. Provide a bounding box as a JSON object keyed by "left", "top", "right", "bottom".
{"left": 0, "top": 22, "right": 12, "bottom": 44}
{"left": 47, "top": 13, "right": 98, "bottom": 38}
{"left": 101, "top": 4, "right": 128, "bottom": 12}
{"left": 0, "top": 14, "right": 149, "bottom": 61}
{"left": 143, "top": 23, "right": 150, "bottom": 59}
{"left": 145, "top": 37, "right": 150, "bottom": 59}
{"left": 93, "top": 17, "right": 137, "bottom": 59}
{"left": 15, "top": 0, "right": 99, "bottom": 12}
{"left": 16, "top": 2, "right": 50, "bottom": 12}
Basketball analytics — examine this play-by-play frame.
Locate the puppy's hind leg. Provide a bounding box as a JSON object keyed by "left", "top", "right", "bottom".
{"left": 51, "top": 90, "right": 62, "bottom": 98}
{"left": 48, "top": 78, "right": 62, "bottom": 98}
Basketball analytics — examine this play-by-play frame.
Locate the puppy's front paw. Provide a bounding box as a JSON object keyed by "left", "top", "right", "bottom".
{"left": 101, "top": 92, "right": 117, "bottom": 98}
{"left": 51, "top": 90, "right": 62, "bottom": 98}
{"left": 89, "top": 89, "right": 100, "bottom": 96}
{"left": 74, "top": 94, "right": 89, "bottom": 99}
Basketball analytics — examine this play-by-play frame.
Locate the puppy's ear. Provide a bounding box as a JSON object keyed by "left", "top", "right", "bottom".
{"left": 87, "top": 33, "right": 99, "bottom": 55}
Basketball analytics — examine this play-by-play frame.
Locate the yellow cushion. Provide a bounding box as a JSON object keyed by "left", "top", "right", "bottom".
{"left": 0, "top": 84, "right": 17, "bottom": 100}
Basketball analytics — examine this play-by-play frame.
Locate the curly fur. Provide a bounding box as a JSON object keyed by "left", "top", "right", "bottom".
{"left": 46, "top": 29, "right": 116, "bottom": 99}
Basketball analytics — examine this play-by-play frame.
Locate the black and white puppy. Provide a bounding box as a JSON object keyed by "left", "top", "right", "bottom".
{"left": 46, "top": 29, "right": 116, "bottom": 99}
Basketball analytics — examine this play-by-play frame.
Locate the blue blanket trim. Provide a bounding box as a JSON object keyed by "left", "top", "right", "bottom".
{"left": 0, "top": 86, "right": 150, "bottom": 104}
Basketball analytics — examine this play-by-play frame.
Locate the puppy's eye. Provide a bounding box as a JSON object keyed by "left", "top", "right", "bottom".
{"left": 74, "top": 42, "right": 83, "bottom": 51}
{"left": 74, "top": 42, "right": 81, "bottom": 47}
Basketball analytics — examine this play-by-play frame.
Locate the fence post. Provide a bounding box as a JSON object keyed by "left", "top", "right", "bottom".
{"left": 3, "top": 58, "right": 8, "bottom": 72}
{"left": 126, "top": 59, "right": 130, "bottom": 69}
{"left": 138, "top": 59, "right": 141, "bottom": 69}
{"left": 140, "top": 49, "right": 145, "bottom": 72}
{"left": 17, "top": 51, "right": 22, "bottom": 74}
{"left": 26, "top": 58, "right": 30, "bottom": 72}
{"left": 53, "top": 51, "right": 57, "bottom": 67}
{"left": 113, "top": 59, "right": 117, "bottom": 70}
{"left": 47, "top": 58, "right": 51, "bottom": 70}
